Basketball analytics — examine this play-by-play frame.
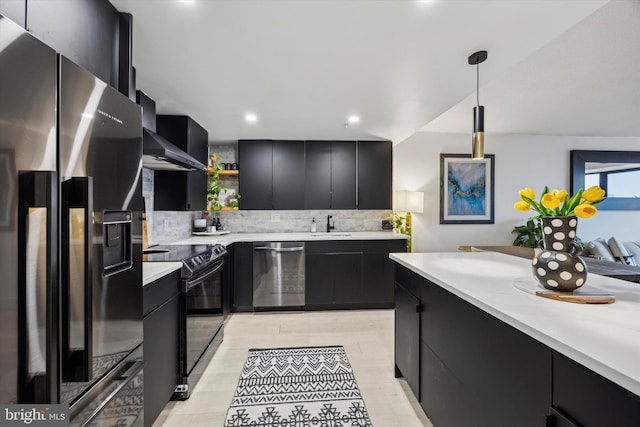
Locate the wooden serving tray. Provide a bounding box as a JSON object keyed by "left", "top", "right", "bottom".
{"left": 513, "top": 278, "right": 615, "bottom": 304}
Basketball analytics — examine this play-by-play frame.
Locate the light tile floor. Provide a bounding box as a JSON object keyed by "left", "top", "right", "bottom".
{"left": 153, "top": 309, "right": 432, "bottom": 427}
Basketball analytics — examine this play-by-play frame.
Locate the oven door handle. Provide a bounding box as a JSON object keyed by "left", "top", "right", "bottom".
{"left": 185, "top": 259, "right": 224, "bottom": 292}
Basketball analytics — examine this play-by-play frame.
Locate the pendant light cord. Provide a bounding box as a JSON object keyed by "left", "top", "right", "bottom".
{"left": 476, "top": 63, "right": 480, "bottom": 107}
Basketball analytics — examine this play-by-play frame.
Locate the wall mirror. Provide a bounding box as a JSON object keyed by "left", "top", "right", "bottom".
{"left": 570, "top": 150, "right": 640, "bottom": 210}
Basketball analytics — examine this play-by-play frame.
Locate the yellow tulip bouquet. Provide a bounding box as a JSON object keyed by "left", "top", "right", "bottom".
{"left": 514, "top": 185, "right": 606, "bottom": 219}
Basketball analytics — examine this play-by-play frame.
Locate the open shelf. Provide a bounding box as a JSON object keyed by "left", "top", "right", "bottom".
{"left": 213, "top": 169, "right": 239, "bottom": 177}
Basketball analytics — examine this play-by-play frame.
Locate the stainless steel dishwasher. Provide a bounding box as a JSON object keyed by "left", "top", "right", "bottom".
{"left": 253, "top": 242, "right": 305, "bottom": 309}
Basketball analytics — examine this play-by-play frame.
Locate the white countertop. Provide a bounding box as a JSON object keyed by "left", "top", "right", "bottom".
{"left": 172, "top": 231, "right": 407, "bottom": 246}
{"left": 390, "top": 251, "right": 640, "bottom": 396}
{"left": 142, "top": 262, "right": 182, "bottom": 286}
{"left": 142, "top": 231, "right": 404, "bottom": 285}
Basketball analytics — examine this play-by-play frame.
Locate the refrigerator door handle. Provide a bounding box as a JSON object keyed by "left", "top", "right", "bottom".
{"left": 61, "top": 176, "right": 94, "bottom": 382}
{"left": 18, "top": 171, "right": 59, "bottom": 403}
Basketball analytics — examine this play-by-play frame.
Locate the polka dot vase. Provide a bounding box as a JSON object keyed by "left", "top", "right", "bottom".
{"left": 532, "top": 216, "right": 587, "bottom": 292}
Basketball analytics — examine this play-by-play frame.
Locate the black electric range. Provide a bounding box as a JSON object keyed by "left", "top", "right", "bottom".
{"left": 143, "top": 244, "right": 227, "bottom": 278}
{"left": 143, "top": 243, "right": 228, "bottom": 399}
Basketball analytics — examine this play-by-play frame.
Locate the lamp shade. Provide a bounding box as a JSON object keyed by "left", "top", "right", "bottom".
{"left": 394, "top": 191, "right": 424, "bottom": 213}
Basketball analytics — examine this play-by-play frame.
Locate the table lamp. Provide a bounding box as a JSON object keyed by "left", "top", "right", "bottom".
{"left": 394, "top": 191, "right": 424, "bottom": 252}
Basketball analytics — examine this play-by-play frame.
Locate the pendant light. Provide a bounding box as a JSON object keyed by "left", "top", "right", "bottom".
{"left": 468, "top": 50, "right": 488, "bottom": 159}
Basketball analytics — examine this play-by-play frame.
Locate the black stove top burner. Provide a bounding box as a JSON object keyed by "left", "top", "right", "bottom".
{"left": 143, "top": 244, "right": 213, "bottom": 262}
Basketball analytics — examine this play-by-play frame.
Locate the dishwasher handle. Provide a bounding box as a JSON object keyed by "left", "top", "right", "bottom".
{"left": 254, "top": 246, "right": 305, "bottom": 252}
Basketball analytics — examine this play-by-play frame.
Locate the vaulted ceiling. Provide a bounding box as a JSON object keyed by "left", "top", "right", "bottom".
{"left": 110, "top": 0, "right": 638, "bottom": 145}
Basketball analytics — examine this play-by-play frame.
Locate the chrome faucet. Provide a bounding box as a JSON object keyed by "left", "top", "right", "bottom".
{"left": 327, "top": 215, "right": 335, "bottom": 233}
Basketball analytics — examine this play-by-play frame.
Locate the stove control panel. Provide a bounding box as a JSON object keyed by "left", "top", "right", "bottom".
{"left": 183, "top": 244, "right": 227, "bottom": 275}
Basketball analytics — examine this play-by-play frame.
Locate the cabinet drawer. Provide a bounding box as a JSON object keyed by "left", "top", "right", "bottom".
{"left": 553, "top": 352, "right": 640, "bottom": 427}
{"left": 305, "top": 240, "right": 362, "bottom": 255}
{"left": 143, "top": 270, "right": 181, "bottom": 316}
{"left": 394, "top": 264, "right": 422, "bottom": 299}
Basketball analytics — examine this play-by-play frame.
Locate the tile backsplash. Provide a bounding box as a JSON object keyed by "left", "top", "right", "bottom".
{"left": 142, "top": 144, "right": 390, "bottom": 245}
{"left": 214, "top": 209, "right": 390, "bottom": 233}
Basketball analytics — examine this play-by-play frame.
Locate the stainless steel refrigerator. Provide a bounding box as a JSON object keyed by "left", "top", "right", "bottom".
{"left": 1, "top": 14, "right": 145, "bottom": 426}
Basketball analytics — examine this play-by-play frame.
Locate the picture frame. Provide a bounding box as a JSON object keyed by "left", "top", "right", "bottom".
{"left": 440, "top": 153, "right": 495, "bottom": 224}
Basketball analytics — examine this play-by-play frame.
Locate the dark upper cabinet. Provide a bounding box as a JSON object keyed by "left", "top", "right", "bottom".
{"left": 154, "top": 115, "right": 208, "bottom": 211}
{"left": 27, "top": 0, "right": 120, "bottom": 88}
{"left": 331, "top": 141, "right": 357, "bottom": 209}
{"left": 358, "top": 140, "right": 392, "bottom": 209}
{"left": 240, "top": 139, "right": 389, "bottom": 210}
{"left": 304, "top": 141, "right": 331, "bottom": 209}
{"left": 305, "top": 141, "right": 356, "bottom": 209}
{"left": 239, "top": 140, "right": 305, "bottom": 210}
{"left": 272, "top": 140, "right": 305, "bottom": 209}
{"left": 153, "top": 171, "right": 206, "bottom": 211}
{"left": 239, "top": 140, "right": 273, "bottom": 210}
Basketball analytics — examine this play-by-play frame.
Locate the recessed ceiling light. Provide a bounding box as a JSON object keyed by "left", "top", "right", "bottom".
{"left": 245, "top": 113, "right": 258, "bottom": 123}
{"left": 347, "top": 115, "right": 360, "bottom": 124}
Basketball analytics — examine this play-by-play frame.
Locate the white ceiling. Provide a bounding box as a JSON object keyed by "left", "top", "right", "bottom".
{"left": 109, "top": 0, "right": 637, "bottom": 145}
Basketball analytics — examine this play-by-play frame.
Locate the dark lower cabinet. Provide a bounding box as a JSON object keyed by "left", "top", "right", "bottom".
{"left": 232, "top": 239, "right": 406, "bottom": 312}
{"left": 546, "top": 408, "right": 580, "bottom": 427}
{"left": 419, "top": 340, "right": 488, "bottom": 427}
{"left": 394, "top": 283, "right": 420, "bottom": 399}
{"left": 143, "top": 270, "right": 181, "bottom": 427}
{"left": 305, "top": 240, "right": 405, "bottom": 309}
{"left": 305, "top": 241, "right": 362, "bottom": 309}
{"left": 232, "top": 242, "right": 253, "bottom": 311}
{"left": 419, "top": 273, "right": 552, "bottom": 427}
{"left": 305, "top": 253, "right": 335, "bottom": 307}
{"left": 363, "top": 240, "right": 406, "bottom": 304}
{"left": 552, "top": 352, "right": 640, "bottom": 427}
{"left": 394, "top": 264, "right": 640, "bottom": 427}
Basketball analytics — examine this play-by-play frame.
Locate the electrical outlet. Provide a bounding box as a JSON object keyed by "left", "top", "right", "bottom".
{"left": 163, "top": 219, "right": 169, "bottom": 231}
{"left": 271, "top": 213, "right": 280, "bottom": 222}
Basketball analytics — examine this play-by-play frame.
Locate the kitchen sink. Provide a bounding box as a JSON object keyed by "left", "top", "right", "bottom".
{"left": 310, "top": 233, "right": 351, "bottom": 237}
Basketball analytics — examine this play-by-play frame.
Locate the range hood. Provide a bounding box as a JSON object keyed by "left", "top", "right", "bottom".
{"left": 136, "top": 90, "right": 207, "bottom": 172}
{"left": 142, "top": 128, "right": 207, "bottom": 171}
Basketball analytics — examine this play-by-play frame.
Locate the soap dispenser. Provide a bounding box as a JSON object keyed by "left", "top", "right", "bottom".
{"left": 311, "top": 218, "right": 317, "bottom": 233}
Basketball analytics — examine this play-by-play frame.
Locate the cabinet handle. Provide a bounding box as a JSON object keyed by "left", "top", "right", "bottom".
{"left": 415, "top": 303, "right": 424, "bottom": 313}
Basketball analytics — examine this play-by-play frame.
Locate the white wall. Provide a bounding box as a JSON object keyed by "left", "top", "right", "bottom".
{"left": 393, "top": 133, "right": 640, "bottom": 252}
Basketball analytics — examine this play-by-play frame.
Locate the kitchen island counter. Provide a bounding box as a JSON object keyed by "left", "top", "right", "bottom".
{"left": 390, "top": 251, "right": 640, "bottom": 397}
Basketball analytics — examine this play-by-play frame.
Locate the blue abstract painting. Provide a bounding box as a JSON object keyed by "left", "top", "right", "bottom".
{"left": 447, "top": 162, "right": 486, "bottom": 215}
{"left": 440, "top": 154, "right": 494, "bottom": 224}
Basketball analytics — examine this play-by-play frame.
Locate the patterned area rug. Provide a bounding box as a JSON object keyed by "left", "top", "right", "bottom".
{"left": 224, "top": 346, "right": 373, "bottom": 426}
